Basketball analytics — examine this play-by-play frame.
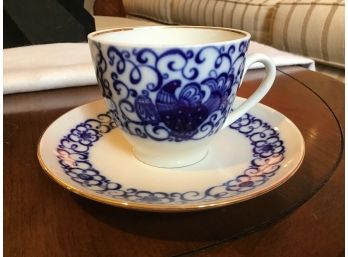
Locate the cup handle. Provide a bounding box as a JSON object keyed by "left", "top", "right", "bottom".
{"left": 221, "top": 53, "right": 276, "bottom": 130}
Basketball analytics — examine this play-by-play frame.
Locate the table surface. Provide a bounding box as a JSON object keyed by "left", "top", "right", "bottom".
{"left": 4, "top": 67, "right": 344, "bottom": 257}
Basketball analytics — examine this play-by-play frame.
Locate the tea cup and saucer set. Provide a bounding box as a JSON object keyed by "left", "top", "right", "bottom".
{"left": 38, "top": 26, "right": 305, "bottom": 212}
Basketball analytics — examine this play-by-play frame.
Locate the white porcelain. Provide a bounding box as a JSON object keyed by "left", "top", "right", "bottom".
{"left": 88, "top": 26, "right": 276, "bottom": 167}
{"left": 38, "top": 98, "right": 305, "bottom": 212}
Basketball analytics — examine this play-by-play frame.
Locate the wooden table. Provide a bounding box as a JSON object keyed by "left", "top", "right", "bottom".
{"left": 4, "top": 67, "right": 344, "bottom": 257}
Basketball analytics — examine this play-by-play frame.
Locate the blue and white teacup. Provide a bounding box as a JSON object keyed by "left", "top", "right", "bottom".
{"left": 88, "top": 26, "right": 276, "bottom": 168}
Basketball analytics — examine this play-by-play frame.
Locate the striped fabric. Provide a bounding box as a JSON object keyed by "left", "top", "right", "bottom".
{"left": 171, "top": 0, "right": 280, "bottom": 44}
{"left": 272, "top": 0, "right": 344, "bottom": 68}
{"left": 122, "top": 0, "right": 344, "bottom": 69}
{"left": 122, "top": 0, "right": 173, "bottom": 24}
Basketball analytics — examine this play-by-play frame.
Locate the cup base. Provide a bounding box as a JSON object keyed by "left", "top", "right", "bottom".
{"left": 132, "top": 147, "right": 209, "bottom": 168}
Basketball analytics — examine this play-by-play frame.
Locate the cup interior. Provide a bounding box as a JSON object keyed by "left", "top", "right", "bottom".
{"left": 89, "top": 26, "right": 249, "bottom": 46}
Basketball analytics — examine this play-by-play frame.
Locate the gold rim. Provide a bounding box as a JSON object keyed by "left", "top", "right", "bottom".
{"left": 88, "top": 26, "right": 250, "bottom": 38}
{"left": 37, "top": 100, "right": 305, "bottom": 213}
{"left": 87, "top": 25, "right": 251, "bottom": 48}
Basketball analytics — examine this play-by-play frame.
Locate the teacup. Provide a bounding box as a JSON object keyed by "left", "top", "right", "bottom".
{"left": 88, "top": 26, "right": 276, "bottom": 168}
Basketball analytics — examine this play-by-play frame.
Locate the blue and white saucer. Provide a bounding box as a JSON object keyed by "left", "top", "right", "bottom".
{"left": 38, "top": 97, "right": 305, "bottom": 212}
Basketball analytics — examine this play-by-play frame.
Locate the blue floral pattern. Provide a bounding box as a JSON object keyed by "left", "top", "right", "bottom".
{"left": 56, "top": 110, "right": 285, "bottom": 204}
{"left": 92, "top": 40, "right": 249, "bottom": 141}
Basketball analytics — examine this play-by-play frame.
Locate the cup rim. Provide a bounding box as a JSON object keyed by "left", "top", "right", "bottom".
{"left": 87, "top": 26, "right": 251, "bottom": 48}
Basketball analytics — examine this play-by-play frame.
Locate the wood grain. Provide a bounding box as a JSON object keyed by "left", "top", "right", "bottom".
{"left": 94, "top": 0, "right": 125, "bottom": 17}
{"left": 4, "top": 67, "right": 343, "bottom": 257}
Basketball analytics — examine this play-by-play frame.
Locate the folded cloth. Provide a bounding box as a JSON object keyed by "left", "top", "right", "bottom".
{"left": 4, "top": 41, "right": 315, "bottom": 95}
{"left": 248, "top": 42, "right": 316, "bottom": 71}
{"left": 4, "top": 43, "right": 96, "bottom": 95}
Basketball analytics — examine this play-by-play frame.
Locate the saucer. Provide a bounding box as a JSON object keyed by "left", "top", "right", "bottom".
{"left": 38, "top": 97, "right": 305, "bottom": 212}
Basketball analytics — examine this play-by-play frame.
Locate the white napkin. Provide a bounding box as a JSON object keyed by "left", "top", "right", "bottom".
{"left": 4, "top": 41, "right": 315, "bottom": 95}
{"left": 248, "top": 42, "right": 316, "bottom": 71}
{"left": 4, "top": 43, "right": 96, "bottom": 95}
